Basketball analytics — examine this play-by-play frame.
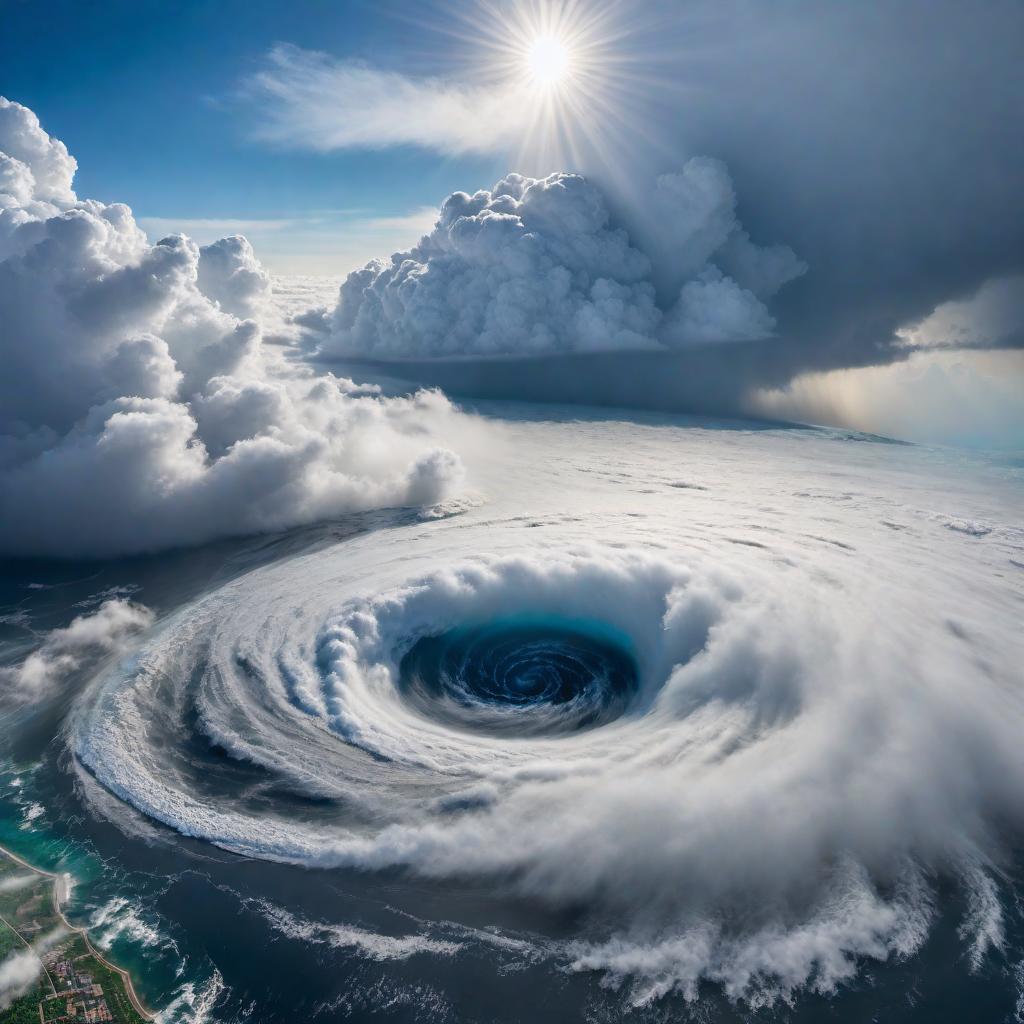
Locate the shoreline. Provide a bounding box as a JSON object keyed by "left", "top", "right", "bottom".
{"left": 0, "top": 839, "right": 155, "bottom": 1021}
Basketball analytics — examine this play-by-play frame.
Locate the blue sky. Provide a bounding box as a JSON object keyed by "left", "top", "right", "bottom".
{"left": 0, "top": 0, "right": 507, "bottom": 272}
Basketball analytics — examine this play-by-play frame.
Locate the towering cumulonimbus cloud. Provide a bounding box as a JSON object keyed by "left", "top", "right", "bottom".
{"left": 0, "top": 98, "right": 466, "bottom": 560}
{"left": 260, "top": 1, "right": 1022, "bottom": 436}
{"left": 648, "top": 158, "right": 807, "bottom": 344}
{"left": 307, "top": 162, "right": 805, "bottom": 359}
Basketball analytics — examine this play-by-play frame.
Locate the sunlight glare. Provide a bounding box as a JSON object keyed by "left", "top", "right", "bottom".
{"left": 525, "top": 35, "right": 571, "bottom": 87}
{"left": 445, "top": 0, "right": 657, "bottom": 175}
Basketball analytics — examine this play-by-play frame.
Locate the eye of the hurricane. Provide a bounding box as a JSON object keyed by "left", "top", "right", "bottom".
{"left": 398, "top": 620, "right": 639, "bottom": 736}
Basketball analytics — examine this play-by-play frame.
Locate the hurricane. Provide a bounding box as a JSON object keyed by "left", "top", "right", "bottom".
{"left": 2, "top": 3, "right": 1023, "bottom": 1019}
{"left": 69, "top": 413, "right": 1024, "bottom": 1008}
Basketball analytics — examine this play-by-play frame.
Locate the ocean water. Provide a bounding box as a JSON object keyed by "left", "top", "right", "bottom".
{"left": 2, "top": 404, "right": 1023, "bottom": 1023}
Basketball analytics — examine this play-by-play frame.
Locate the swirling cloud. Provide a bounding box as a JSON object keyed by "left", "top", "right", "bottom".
{"left": 71, "top": 418, "right": 1024, "bottom": 1005}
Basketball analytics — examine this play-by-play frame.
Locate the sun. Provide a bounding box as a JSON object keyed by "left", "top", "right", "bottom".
{"left": 443, "top": 0, "right": 648, "bottom": 170}
{"left": 524, "top": 35, "right": 572, "bottom": 88}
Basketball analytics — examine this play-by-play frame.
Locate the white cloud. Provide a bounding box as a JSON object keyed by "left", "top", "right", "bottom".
{"left": 0, "top": 97, "right": 75, "bottom": 206}
{"left": 749, "top": 348, "right": 1024, "bottom": 449}
{"left": 0, "top": 97, "right": 467, "bottom": 558}
{"left": 303, "top": 162, "right": 803, "bottom": 358}
{"left": 661, "top": 267, "right": 776, "bottom": 345}
{"left": 243, "top": 44, "right": 524, "bottom": 156}
{"left": 1, "top": 600, "right": 154, "bottom": 699}
{"left": 312, "top": 171, "right": 660, "bottom": 358}
{"left": 0, "top": 949, "right": 41, "bottom": 1010}
{"left": 139, "top": 209, "right": 441, "bottom": 278}
{"left": 0, "top": 875, "right": 35, "bottom": 894}
{"left": 73, "top": 438, "right": 1024, "bottom": 1006}
{"left": 196, "top": 235, "right": 272, "bottom": 319}
{"left": 897, "top": 274, "right": 1024, "bottom": 350}
{"left": 0, "top": 928, "right": 69, "bottom": 1010}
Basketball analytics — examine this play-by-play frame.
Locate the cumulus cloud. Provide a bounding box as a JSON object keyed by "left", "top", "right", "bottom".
{"left": 661, "top": 267, "right": 776, "bottom": 345}
{"left": 647, "top": 158, "right": 807, "bottom": 301}
{"left": 314, "top": 172, "right": 658, "bottom": 358}
{"left": 0, "top": 98, "right": 467, "bottom": 559}
{"left": 0, "top": 97, "right": 75, "bottom": 207}
{"left": 306, "top": 162, "right": 804, "bottom": 359}
{"left": 196, "top": 235, "right": 271, "bottom": 319}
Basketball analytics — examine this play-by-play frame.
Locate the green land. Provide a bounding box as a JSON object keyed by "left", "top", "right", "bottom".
{"left": 0, "top": 845, "right": 152, "bottom": 1024}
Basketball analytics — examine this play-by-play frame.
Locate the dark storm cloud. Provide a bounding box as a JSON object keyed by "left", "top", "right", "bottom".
{"left": 621, "top": 0, "right": 1024, "bottom": 385}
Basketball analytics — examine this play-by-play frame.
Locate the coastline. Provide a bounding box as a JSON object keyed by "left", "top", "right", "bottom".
{"left": 0, "top": 839, "right": 155, "bottom": 1021}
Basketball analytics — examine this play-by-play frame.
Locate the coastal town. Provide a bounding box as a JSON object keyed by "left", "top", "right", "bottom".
{"left": 0, "top": 846, "right": 150, "bottom": 1024}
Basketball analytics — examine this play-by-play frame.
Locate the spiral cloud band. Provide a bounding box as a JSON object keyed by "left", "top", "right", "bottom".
{"left": 72, "top": 417, "right": 1024, "bottom": 1006}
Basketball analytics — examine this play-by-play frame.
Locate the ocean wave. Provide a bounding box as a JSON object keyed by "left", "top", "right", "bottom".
{"left": 157, "top": 969, "right": 225, "bottom": 1024}
{"left": 252, "top": 900, "right": 462, "bottom": 961}
{"left": 89, "top": 896, "right": 175, "bottom": 955}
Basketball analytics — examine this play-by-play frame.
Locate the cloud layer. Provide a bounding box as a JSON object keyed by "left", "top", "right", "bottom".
{"left": 305, "top": 162, "right": 804, "bottom": 358}
{"left": 0, "top": 98, "right": 466, "bottom": 559}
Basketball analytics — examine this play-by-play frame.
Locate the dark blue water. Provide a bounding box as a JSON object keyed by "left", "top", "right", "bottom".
{"left": 399, "top": 619, "right": 638, "bottom": 735}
